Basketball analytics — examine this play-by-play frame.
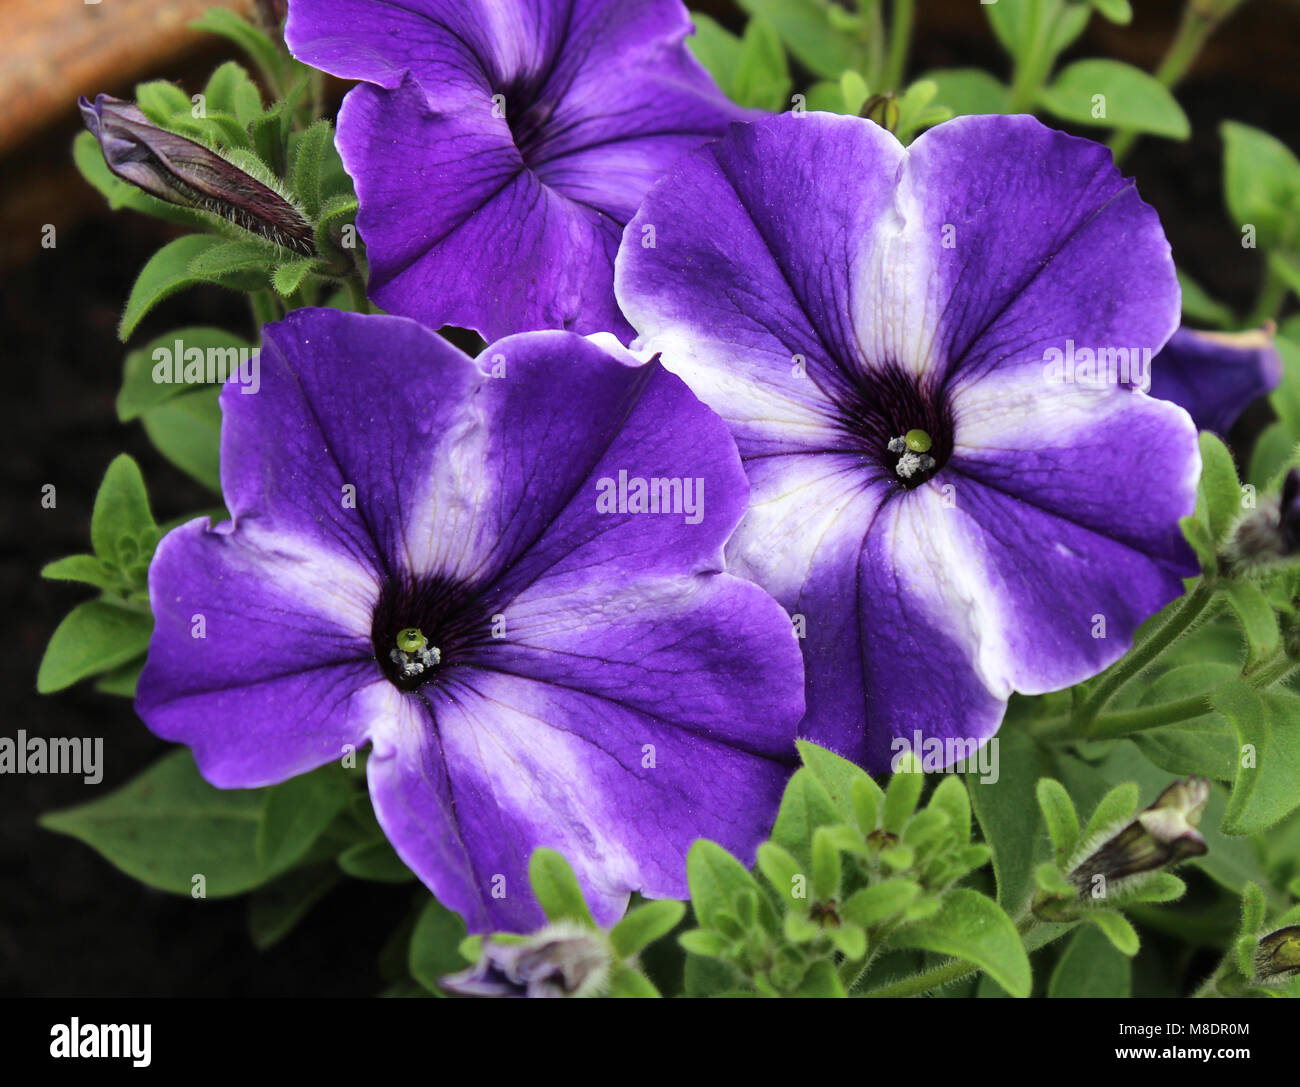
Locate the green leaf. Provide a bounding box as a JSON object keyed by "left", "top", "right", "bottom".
{"left": 314, "top": 194, "right": 359, "bottom": 261}
{"left": 1038, "top": 60, "right": 1190, "bottom": 140}
{"left": 1089, "top": 0, "right": 1133, "bottom": 26}
{"left": 968, "top": 727, "right": 1056, "bottom": 910}
{"left": 1177, "top": 269, "right": 1235, "bottom": 329}
{"left": 186, "top": 238, "right": 278, "bottom": 292}
{"left": 1083, "top": 909, "right": 1140, "bottom": 956}
{"left": 337, "top": 840, "right": 415, "bottom": 882}
{"left": 1215, "top": 681, "right": 1300, "bottom": 835}
{"left": 41, "top": 555, "right": 118, "bottom": 591}
{"left": 920, "top": 68, "right": 1008, "bottom": 117}
{"left": 90, "top": 455, "right": 156, "bottom": 568}
{"left": 811, "top": 826, "right": 842, "bottom": 900}
{"left": 1221, "top": 121, "right": 1300, "bottom": 250}
{"left": 1249, "top": 422, "right": 1297, "bottom": 489}
{"left": 190, "top": 7, "right": 286, "bottom": 89}
{"left": 119, "top": 234, "right": 227, "bottom": 341}
{"left": 248, "top": 865, "right": 341, "bottom": 950}
{"left": 735, "top": 0, "right": 867, "bottom": 80}
{"left": 686, "top": 840, "right": 760, "bottom": 932}
{"left": 1223, "top": 580, "right": 1281, "bottom": 664}
{"left": 272, "top": 259, "right": 317, "bottom": 296}
{"left": 118, "top": 327, "right": 254, "bottom": 421}
{"left": 610, "top": 900, "right": 686, "bottom": 959}
{"left": 841, "top": 879, "right": 921, "bottom": 927}
{"left": 530, "top": 848, "right": 596, "bottom": 927}
{"left": 139, "top": 387, "right": 223, "bottom": 493}
{"left": 37, "top": 601, "right": 152, "bottom": 693}
{"left": 1199, "top": 432, "right": 1242, "bottom": 544}
{"left": 40, "top": 749, "right": 290, "bottom": 896}
{"left": 771, "top": 768, "right": 841, "bottom": 868}
{"left": 803, "top": 80, "right": 847, "bottom": 113}
{"left": 1271, "top": 335, "right": 1300, "bottom": 437}
{"left": 291, "top": 120, "right": 334, "bottom": 220}
{"left": 732, "top": 18, "right": 791, "bottom": 112}
{"left": 607, "top": 964, "right": 660, "bottom": 997}
{"left": 135, "top": 81, "right": 192, "bottom": 124}
{"left": 1035, "top": 779, "right": 1079, "bottom": 862}
{"left": 1082, "top": 783, "right": 1140, "bottom": 843}
{"left": 94, "top": 658, "right": 143, "bottom": 698}
{"left": 927, "top": 775, "right": 972, "bottom": 842}
{"left": 987, "top": 0, "right": 1090, "bottom": 62}
{"left": 255, "top": 766, "right": 354, "bottom": 871}
{"left": 796, "top": 740, "right": 873, "bottom": 821}
{"left": 687, "top": 14, "right": 742, "bottom": 95}
{"left": 1048, "top": 922, "right": 1131, "bottom": 996}
{"left": 889, "top": 888, "right": 1031, "bottom": 997}
{"left": 881, "top": 755, "right": 924, "bottom": 833}
{"left": 791, "top": 959, "right": 845, "bottom": 997}
{"left": 409, "top": 896, "right": 470, "bottom": 995}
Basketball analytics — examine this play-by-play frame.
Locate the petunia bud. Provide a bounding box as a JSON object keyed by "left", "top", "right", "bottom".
{"left": 78, "top": 93, "right": 315, "bottom": 256}
{"left": 1222, "top": 468, "right": 1300, "bottom": 575}
{"left": 1069, "top": 778, "right": 1210, "bottom": 893}
{"left": 860, "top": 94, "right": 901, "bottom": 133}
{"left": 439, "top": 922, "right": 610, "bottom": 998}
{"left": 1255, "top": 925, "right": 1300, "bottom": 984}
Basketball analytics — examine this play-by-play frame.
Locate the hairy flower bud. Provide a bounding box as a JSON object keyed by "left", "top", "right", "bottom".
{"left": 1069, "top": 778, "right": 1210, "bottom": 893}
{"left": 439, "top": 922, "right": 611, "bottom": 998}
{"left": 1255, "top": 925, "right": 1300, "bottom": 984}
{"left": 78, "top": 93, "right": 315, "bottom": 256}
{"left": 1223, "top": 468, "right": 1300, "bottom": 575}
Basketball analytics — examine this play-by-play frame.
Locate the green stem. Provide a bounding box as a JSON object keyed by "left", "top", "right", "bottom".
{"left": 1244, "top": 262, "right": 1289, "bottom": 328}
{"left": 1109, "top": 0, "right": 1247, "bottom": 163}
{"left": 1084, "top": 694, "right": 1214, "bottom": 740}
{"left": 1076, "top": 579, "right": 1219, "bottom": 734}
{"left": 883, "top": 0, "right": 915, "bottom": 91}
{"left": 1006, "top": 0, "right": 1067, "bottom": 113}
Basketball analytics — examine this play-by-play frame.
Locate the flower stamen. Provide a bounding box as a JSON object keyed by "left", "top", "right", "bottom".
{"left": 888, "top": 432, "right": 936, "bottom": 481}
{"left": 390, "top": 627, "right": 440, "bottom": 681}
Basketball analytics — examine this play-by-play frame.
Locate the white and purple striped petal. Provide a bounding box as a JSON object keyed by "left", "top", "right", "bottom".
{"left": 136, "top": 309, "right": 804, "bottom": 930}
{"left": 617, "top": 112, "right": 1200, "bottom": 772}
{"left": 285, "top": 0, "right": 746, "bottom": 340}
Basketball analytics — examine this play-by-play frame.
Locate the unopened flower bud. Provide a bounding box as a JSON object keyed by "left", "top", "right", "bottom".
{"left": 1222, "top": 468, "right": 1300, "bottom": 575}
{"left": 1069, "top": 778, "right": 1209, "bottom": 893}
{"left": 1255, "top": 925, "right": 1300, "bottom": 984}
{"left": 439, "top": 922, "right": 610, "bottom": 998}
{"left": 78, "top": 93, "right": 315, "bottom": 256}
{"left": 861, "top": 94, "right": 900, "bottom": 133}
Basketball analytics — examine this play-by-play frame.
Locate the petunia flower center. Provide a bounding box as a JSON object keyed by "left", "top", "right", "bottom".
{"left": 837, "top": 365, "right": 953, "bottom": 490}
{"left": 371, "top": 575, "right": 483, "bottom": 692}
{"left": 495, "top": 76, "right": 560, "bottom": 170}
{"left": 390, "top": 627, "right": 441, "bottom": 683}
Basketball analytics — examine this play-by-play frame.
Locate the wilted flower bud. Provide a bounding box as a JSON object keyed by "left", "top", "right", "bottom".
{"left": 439, "top": 922, "right": 610, "bottom": 998}
{"left": 1255, "top": 925, "right": 1300, "bottom": 984}
{"left": 1069, "top": 778, "right": 1210, "bottom": 893}
{"left": 860, "top": 94, "right": 901, "bottom": 133}
{"left": 1223, "top": 468, "right": 1300, "bottom": 575}
{"left": 78, "top": 93, "right": 315, "bottom": 256}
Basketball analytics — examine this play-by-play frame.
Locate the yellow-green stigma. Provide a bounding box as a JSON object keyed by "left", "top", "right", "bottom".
{"left": 904, "top": 429, "right": 932, "bottom": 453}
{"left": 396, "top": 627, "right": 427, "bottom": 654}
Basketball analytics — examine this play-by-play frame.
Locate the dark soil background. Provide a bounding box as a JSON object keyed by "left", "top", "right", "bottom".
{"left": 2, "top": 0, "right": 1298, "bottom": 997}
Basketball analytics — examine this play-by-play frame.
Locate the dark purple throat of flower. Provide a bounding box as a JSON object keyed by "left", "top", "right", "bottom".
{"left": 371, "top": 575, "right": 485, "bottom": 692}
{"left": 837, "top": 364, "right": 953, "bottom": 489}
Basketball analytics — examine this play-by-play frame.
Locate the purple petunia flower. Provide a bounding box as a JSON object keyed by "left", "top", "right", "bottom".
{"left": 134, "top": 308, "right": 804, "bottom": 931}
{"left": 284, "top": 0, "right": 746, "bottom": 342}
{"left": 1148, "top": 326, "right": 1283, "bottom": 436}
{"left": 616, "top": 113, "right": 1201, "bottom": 771}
